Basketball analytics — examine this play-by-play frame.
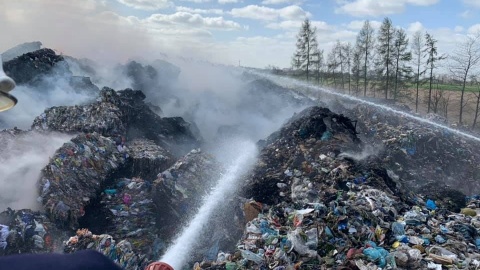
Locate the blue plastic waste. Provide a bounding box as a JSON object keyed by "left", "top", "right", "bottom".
{"left": 353, "top": 177, "right": 366, "bottom": 185}
{"left": 435, "top": 235, "right": 446, "bottom": 244}
{"left": 363, "top": 247, "right": 389, "bottom": 268}
{"left": 426, "top": 199, "right": 437, "bottom": 210}
{"left": 321, "top": 131, "right": 332, "bottom": 141}
{"left": 260, "top": 220, "right": 278, "bottom": 236}
{"left": 104, "top": 189, "right": 117, "bottom": 195}
{"left": 391, "top": 222, "right": 405, "bottom": 236}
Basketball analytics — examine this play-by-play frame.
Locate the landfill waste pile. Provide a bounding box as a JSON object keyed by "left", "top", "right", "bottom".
{"left": 62, "top": 148, "right": 232, "bottom": 269}
{"left": 0, "top": 208, "right": 68, "bottom": 256}
{"left": 38, "top": 132, "right": 127, "bottom": 229}
{"left": 4, "top": 44, "right": 480, "bottom": 270}
{"left": 32, "top": 88, "right": 202, "bottom": 156}
{"left": 348, "top": 104, "right": 480, "bottom": 201}
{"left": 31, "top": 90, "right": 125, "bottom": 136}
{"left": 3, "top": 48, "right": 67, "bottom": 85}
{"left": 65, "top": 177, "right": 162, "bottom": 270}
{"left": 64, "top": 228, "right": 148, "bottom": 270}
{"left": 2, "top": 47, "right": 99, "bottom": 94}
{"left": 192, "top": 105, "right": 480, "bottom": 270}
{"left": 1, "top": 41, "right": 43, "bottom": 62}
{"left": 126, "top": 139, "right": 174, "bottom": 180}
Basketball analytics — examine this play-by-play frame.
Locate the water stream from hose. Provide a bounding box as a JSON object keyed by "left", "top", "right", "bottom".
{"left": 254, "top": 71, "right": 480, "bottom": 143}
{"left": 159, "top": 139, "right": 257, "bottom": 269}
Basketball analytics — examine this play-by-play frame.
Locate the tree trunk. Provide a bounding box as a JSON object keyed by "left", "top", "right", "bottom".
{"left": 364, "top": 50, "right": 368, "bottom": 97}
{"left": 415, "top": 64, "right": 420, "bottom": 113}
{"left": 459, "top": 73, "right": 468, "bottom": 124}
{"left": 394, "top": 52, "right": 400, "bottom": 101}
{"left": 473, "top": 90, "right": 480, "bottom": 128}
{"left": 348, "top": 73, "right": 351, "bottom": 95}
{"left": 428, "top": 67, "right": 433, "bottom": 113}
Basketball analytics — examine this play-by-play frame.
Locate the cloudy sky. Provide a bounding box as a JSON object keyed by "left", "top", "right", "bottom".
{"left": 1, "top": 0, "right": 479, "bottom": 68}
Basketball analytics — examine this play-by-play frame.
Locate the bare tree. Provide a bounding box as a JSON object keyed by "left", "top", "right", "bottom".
{"left": 411, "top": 31, "right": 425, "bottom": 113}
{"left": 352, "top": 47, "right": 362, "bottom": 96}
{"left": 356, "top": 20, "right": 375, "bottom": 96}
{"left": 327, "top": 47, "right": 339, "bottom": 88}
{"left": 343, "top": 43, "right": 353, "bottom": 94}
{"left": 335, "top": 40, "right": 346, "bottom": 90}
{"left": 312, "top": 48, "right": 324, "bottom": 84}
{"left": 449, "top": 33, "right": 480, "bottom": 124}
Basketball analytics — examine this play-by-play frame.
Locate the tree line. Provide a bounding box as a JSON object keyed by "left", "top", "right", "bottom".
{"left": 290, "top": 18, "right": 480, "bottom": 127}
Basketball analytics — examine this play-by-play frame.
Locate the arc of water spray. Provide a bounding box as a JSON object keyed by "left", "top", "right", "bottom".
{"left": 254, "top": 71, "right": 480, "bottom": 143}
{"left": 159, "top": 140, "right": 257, "bottom": 270}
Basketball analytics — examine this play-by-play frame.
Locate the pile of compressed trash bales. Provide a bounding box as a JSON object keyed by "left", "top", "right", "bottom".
{"left": 38, "top": 132, "right": 127, "bottom": 229}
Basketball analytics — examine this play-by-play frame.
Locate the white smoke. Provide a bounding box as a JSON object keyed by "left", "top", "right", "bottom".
{"left": 0, "top": 132, "right": 72, "bottom": 211}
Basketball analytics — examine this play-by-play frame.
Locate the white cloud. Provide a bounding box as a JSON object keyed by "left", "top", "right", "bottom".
{"left": 267, "top": 20, "right": 330, "bottom": 31}
{"left": 146, "top": 12, "right": 244, "bottom": 30}
{"left": 219, "top": 0, "right": 239, "bottom": 3}
{"left": 176, "top": 6, "right": 224, "bottom": 15}
{"left": 261, "top": 0, "right": 301, "bottom": 5}
{"left": 180, "top": 0, "right": 212, "bottom": 3}
{"left": 463, "top": 0, "right": 480, "bottom": 9}
{"left": 116, "top": 0, "right": 172, "bottom": 10}
{"left": 407, "top": 21, "right": 425, "bottom": 33}
{"left": 346, "top": 20, "right": 381, "bottom": 30}
{"left": 335, "top": 0, "right": 439, "bottom": 17}
{"left": 230, "top": 5, "right": 309, "bottom": 21}
{"left": 468, "top": 24, "right": 480, "bottom": 35}
{"left": 455, "top": 26, "right": 464, "bottom": 32}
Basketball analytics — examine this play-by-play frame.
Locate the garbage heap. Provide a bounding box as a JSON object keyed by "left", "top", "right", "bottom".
{"left": 64, "top": 228, "right": 145, "bottom": 270}
{"left": 350, "top": 104, "right": 480, "bottom": 198}
{"left": 64, "top": 176, "right": 159, "bottom": 270}
{"left": 0, "top": 209, "right": 67, "bottom": 256}
{"left": 126, "top": 139, "right": 174, "bottom": 180}
{"left": 195, "top": 106, "right": 480, "bottom": 270}
{"left": 3, "top": 48, "right": 68, "bottom": 85}
{"left": 62, "top": 149, "right": 226, "bottom": 269}
{"left": 2, "top": 47, "right": 99, "bottom": 94}
{"left": 31, "top": 88, "right": 202, "bottom": 156}
{"left": 38, "top": 132, "right": 127, "bottom": 229}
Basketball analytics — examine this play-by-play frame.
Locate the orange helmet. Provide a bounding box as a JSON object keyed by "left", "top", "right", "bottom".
{"left": 145, "top": 262, "right": 174, "bottom": 270}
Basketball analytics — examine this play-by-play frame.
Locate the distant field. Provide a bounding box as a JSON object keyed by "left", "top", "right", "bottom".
{"left": 406, "top": 82, "right": 480, "bottom": 92}
{"left": 286, "top": 74, "right": 480, "bottom": 93}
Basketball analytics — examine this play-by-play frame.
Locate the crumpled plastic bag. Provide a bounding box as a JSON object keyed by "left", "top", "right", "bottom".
{"left": 287, "top": 228, "right": 317, "bottom": 257}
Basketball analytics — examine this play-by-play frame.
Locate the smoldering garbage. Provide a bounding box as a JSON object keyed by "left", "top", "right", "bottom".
{"left": 4, "top": 101, "right": 480, "bottom": 270}
{"left": 193, "top": 106, "right": 480, "bottom": 270}
{"left": 2, "top": 49, "right": 480, "bottom": 270}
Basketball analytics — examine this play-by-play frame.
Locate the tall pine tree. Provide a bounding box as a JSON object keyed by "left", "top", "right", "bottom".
{"left": 392, "top": 28, "right": 412, "bottom": 101}
{"left": 292, "top": 19, "right": 319, "bottom": 81}
{"left": 377, "top": 17, "right": 395, "bottom": 99}
{"left": 423, "top": 33, "right": 445, "bottom": 113}
{"left": 355, "top": 20, "right": 375, "bottom": 96}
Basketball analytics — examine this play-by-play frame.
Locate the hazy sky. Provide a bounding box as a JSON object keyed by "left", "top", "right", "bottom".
{"left": 1, "top": 0, "right": 479, "bottom": 68}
